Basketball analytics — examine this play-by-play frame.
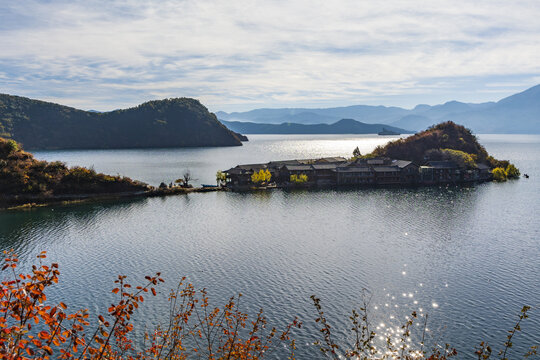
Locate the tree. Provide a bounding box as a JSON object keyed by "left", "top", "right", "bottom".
{"left": 216, "top": 170, "right": 227, "bottom": 186}
{"left": 251, "top": 169, "right": 271, "bottom": 185}
{"left": 6, "top": 139, "right": 18, "bottom": 153}
{"left": 505, "top": 164, "right": 520, "bottom": 179}
{"left": 352, "top": 146, "right": 361, "bottom": 158}
{"left": 0, "top": 251, "right": 299, "bottom": 359}
{"left": 175, "top": 170, "right": 194, "bottom": 188}
{"left": 492, "top": 167, "right": 507, "bottom": 181}
{"left": 290, "top": 174, "right": 308, "bottom": 183}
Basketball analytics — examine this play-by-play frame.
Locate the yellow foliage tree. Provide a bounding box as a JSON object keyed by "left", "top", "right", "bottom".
{"left": 505, "top": 164, "right": 520, "bottom": 179}
{"left": 290, "top": 174, "right": 308, "bottom": 183}
{"left": 492, "top": 167, "right": 507, "bottom": 181}
{"left": 251, "top": 169, "right": 271, "bottom": 184}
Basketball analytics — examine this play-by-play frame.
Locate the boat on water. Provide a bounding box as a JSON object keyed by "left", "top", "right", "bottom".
{"left": 378, "top": 128, "right": 401, "bottom": 135}
{"left": 201, "top": 184, "right": 219, "bottom": 188}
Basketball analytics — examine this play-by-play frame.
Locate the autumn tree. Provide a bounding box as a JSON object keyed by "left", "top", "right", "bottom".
{"left": 290, "top": 174, "right": 308, "bottom": 183}
{"left": 492, "top": 167, "right": 507, "bottom": 181}
{"left": 505, "top": 164, "right": 520, "bottom": 179}
{"left": 175, "top": 170, "right": 195, "bottom": 187}
{"left": 251, "top": 169, "right": 271, "bottom": 185}
{"left": 0, "top": 251, "right": 300, "bottom": 359}
{"left": 216, "top": 170, "right": 227, "bottom": 186}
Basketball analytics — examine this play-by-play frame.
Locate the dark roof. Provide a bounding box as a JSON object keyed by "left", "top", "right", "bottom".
{"left": 373, "top": 166, "right": 400, "bottom": 172}
{"left": 314, "top": 157, "right": 347, "bottom": 163}
{"left": 236, "top": 163, "right": 267, "bottom": 170}
{"left": 392, "top": 160, "right": 415, "bottom": 168}
{"left": 312, "top": 164, "right": 339, "bottom": 170}
{"left": 224, "top": 167, "right": 244, "bottom": 175}
{"left": 366, "top": 157, "right": 390, "bottom": 165}
{"left": 284, "top": 165, "right": 313, "bottom": 171}
{"left": 267, "top": 160, "right": 301, "bottom": 168}
{"left": 426, "top": 161, "right": 458, "bottom": 169}
{"left": 336, "top": 167, "right": 372, "bottom": 173}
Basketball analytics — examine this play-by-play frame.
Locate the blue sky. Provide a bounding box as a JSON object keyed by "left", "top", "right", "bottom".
{"left": 1, "top": 0, "right": 539, "bottom": 112}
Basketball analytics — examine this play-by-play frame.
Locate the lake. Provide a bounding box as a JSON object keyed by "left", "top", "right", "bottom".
{"left": 1, "top": 134, "right": 539, "bottom": 358}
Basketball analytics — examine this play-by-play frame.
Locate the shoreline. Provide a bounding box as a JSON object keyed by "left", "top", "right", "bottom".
{"left": 0, "top": 186, "right": 227, "bottom": 211}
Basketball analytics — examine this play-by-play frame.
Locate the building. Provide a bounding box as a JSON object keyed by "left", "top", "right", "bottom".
{"left": 224, "top": 156, "right": 492, "bottom": 189}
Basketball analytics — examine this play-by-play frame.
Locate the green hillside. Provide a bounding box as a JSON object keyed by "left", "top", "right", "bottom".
{"left": 0, "top": 94, "right": 244, "bottom": 149}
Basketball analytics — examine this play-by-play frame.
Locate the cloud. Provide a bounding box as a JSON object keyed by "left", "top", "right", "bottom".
{"left": 0, "top": 0, "right": 539, "bottom": 111}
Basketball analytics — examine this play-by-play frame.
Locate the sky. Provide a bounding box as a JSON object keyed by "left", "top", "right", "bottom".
{"left": 1, "top": 0, "right": 539, "bottom": 113}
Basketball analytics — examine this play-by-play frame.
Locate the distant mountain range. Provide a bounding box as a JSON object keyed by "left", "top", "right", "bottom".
{"left": 0, "top": 95, "right": 245, "bottom": 149}
{"left": 217, "top": 84, "right": 540, "bottom": 133}
{"left": 221, "top": 118, "right": 410, "bottom": 135}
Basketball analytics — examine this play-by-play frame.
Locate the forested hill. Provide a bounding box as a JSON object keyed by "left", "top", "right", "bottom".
{"left": 0, "top": 95, "right": 244, "bottom": 149}
{"left": 370, "top": 121, "right": 505, "bottom": 168}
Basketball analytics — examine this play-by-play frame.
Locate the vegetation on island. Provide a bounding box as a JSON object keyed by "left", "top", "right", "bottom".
{"left": 1, "top": 251, "right": 536, "bottom": 360}
{"left": 0, "top": 94, "right": 245, "bottom": 149}
{"left": 251, "top": 169, "right": 272, "bottom": 185}
{"left": 361, "top": 122, "right": 520, "bottom": 180}
{"left": 290, "top": 174, "right": 309, "bottom": 183}
{"left": 492, "top": 164, "right": 521, "bottom": 182}
{"left": 0, "top": 137, "right": 148, "bottom": 207}
{"left": 216, "top": 170, "right": 227, "bottom": 186}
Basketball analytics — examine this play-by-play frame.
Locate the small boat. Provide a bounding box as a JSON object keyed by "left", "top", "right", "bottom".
{"left": 201, "top": 184, "right": 219, "bottom": 188}
{"left": 378, "top": 128, "right": 400, "bottom": 135}
{"left": 524, "top": 174, "right": 529, "bottom": 178}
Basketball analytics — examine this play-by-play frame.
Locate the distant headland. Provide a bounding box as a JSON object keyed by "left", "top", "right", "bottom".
{"left": 220, "top": 118, "right": 410, "bottom": 135}
{"left": 0, "top": 94, "right": 246, "bottom": 150}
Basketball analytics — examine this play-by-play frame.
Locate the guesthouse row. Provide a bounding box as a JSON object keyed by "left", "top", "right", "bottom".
{"left": 223, "top": 157, "right": 492, "bottom": 189}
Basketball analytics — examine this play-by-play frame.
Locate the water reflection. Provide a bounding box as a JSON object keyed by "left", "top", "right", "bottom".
{"left": 0, "top": 134, "right": 538, "bottom": 358}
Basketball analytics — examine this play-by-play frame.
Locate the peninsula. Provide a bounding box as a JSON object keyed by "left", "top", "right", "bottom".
{"left": 0, "top": 137, "right": 224, "bottom": 210}
{"left": 223, "top": 122, "right": 520, "bottom": 189}
{"left": 0, "top": 94, "right": 246, "bottom": 149}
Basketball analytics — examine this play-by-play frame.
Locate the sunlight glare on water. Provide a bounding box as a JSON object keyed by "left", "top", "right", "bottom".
{"left": 0, "top": 134, "right": 539, "bottom": 358}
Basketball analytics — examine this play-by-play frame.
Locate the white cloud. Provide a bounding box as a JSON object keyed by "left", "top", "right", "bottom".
{"left": 0, "top": 0, "right": 539, "bottom": 110}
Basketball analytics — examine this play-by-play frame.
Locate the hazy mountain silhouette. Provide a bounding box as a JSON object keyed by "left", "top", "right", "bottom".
{"left": 218, "top": 84, "right": 540, "bottom": 133}
{"left": 220, "top": 118, "right": 410, "bottom": 134}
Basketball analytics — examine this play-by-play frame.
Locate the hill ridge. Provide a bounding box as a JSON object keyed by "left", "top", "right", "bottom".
{"left": 0, "top": 94, "right": 244, "bottom": 149}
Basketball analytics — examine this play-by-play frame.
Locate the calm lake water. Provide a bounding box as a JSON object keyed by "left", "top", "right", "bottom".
{"left": 1, "top": 134, "right": 539, "bottom": 358}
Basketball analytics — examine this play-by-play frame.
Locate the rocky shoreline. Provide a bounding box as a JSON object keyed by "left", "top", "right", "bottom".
{"left": 0, "top": 186, "right": 227, "bottom": 211}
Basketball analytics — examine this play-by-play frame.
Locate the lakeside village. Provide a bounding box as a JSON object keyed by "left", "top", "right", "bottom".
{"left": 221, "top": 156, "right": 494, "bottom": 190}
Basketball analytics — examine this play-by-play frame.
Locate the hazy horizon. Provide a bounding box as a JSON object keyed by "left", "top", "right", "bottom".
{"left": 1, "top": 1, "right": 539, "bottom": 113}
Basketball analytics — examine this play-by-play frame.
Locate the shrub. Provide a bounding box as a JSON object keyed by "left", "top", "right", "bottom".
{"left": 505, "top": 164, "right": 520, "bottom": 179}
{"left": 0, "top": 251, "right": 300, "bottom": 359}
{"left": 492, "top": 167, "right": 507, "bottom": 182}
{"left": 6, "top": 139, "right": 18, "bottom": 153}
{"left": 290, "top": 174, "right": 309, "bottom": 183}
{"left": 251, "top": 169, "right": 271, "bottom": 184}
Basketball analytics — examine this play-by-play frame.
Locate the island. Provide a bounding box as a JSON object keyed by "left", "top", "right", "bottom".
{"left": 0, "top": 94, "right": 246, "bottom": 149}
{"left": 223, "top": 122, "right": 520, "bottom": 190}
{"left": 1, "top": 122, "right": 520, "bottom": 209}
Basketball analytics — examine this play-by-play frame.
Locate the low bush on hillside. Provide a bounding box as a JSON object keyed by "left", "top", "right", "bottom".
{"left": 0, "top": 137, "right": 148, "bottom": 198}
